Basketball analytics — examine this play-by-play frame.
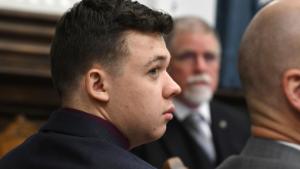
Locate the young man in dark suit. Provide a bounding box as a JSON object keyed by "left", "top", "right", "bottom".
{"left": 217, "top": 0, "right": 300, "bottom": 168}
{"left": 0, "top": 0, "right": 181, "bottom": 168}
{"left": 133, "top": 17, "right": 250, "bottom": 169}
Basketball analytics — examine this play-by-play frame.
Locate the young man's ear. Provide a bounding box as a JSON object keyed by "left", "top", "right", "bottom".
{"left": 283, "top": 69, "right": 300, "bottom": 111}
{"left": 85, "top": 68, "right": 110, "bottom": 102}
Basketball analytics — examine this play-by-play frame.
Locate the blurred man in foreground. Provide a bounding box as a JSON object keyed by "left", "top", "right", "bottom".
{"left": 217, "top": 0, "right": 300, "bottom": 168}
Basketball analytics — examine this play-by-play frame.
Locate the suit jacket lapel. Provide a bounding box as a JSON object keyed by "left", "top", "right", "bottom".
{"left": 210, "top": 100, "right": 250, "bottom": 164}
{"left": 162, "top": 117, "right": 215, "bottom": 169}
{"left": 210, "top": 101, "right": 233, "bottom": 163}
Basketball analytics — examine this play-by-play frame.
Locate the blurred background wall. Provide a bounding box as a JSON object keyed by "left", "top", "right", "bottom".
{"left": 0, "top": 0, "right": 216, "bottom": 25}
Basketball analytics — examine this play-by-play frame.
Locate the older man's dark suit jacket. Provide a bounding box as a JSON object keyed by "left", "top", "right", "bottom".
{"left": 217, "top": 137, "right": 300, "bottom": 169}
{"left": 0, "top": 108, "right": 156, "bottom": 169}
{"left": 132, "top": 100, "right": 250, "bottom": 169}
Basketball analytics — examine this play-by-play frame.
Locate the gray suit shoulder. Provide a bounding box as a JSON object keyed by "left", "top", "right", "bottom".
{"left": 217, "top": 137, "right": 300, "bottom": 169}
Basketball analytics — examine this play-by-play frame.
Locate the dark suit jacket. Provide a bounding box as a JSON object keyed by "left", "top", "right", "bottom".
{"left": 0, "top": 108, "right": 156, "bottom": 169}
{"left": 217, "top": 137, "right": 300, "bottom": 169}
{"left": 132, "top": 100, "right": 250, "bottom": 169}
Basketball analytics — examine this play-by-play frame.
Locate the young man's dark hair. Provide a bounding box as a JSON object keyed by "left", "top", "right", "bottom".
{"left": 51, "top": 0, "right": 173, "bottom": 98}
{"left": 0, "top": 0, "right": 181, "bottom": 169}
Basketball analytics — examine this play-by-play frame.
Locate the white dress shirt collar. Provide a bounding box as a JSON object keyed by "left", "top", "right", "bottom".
{"left": 173, "top": 98, "right": 211, "bottom": 124}
{"left": 278, "top": 141, "right": 300, "bottom": 152}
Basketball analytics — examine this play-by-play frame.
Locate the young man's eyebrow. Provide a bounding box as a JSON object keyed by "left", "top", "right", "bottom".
{"left": 144, "top": 55, "right": 168, "bottom": 68}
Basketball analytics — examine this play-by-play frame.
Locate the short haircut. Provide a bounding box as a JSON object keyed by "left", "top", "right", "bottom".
{"left": 164, "top": 16, "right": 219, "bottom": 50}
{"left": 50, "top": 0, "right": 173, "bottom": 97}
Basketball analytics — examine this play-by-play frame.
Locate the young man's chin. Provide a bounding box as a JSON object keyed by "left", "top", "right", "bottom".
{"left": 135, "top": 127, "right": 167, "bottom": 148}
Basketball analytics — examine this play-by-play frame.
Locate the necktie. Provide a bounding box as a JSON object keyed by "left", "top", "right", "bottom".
{"left": 183, "top": 112, "right": 216, "bottom": 161}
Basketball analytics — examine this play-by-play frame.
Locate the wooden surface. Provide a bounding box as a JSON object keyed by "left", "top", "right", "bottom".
{"left": 0, "top": 115, "right": 44, "bottom": 157}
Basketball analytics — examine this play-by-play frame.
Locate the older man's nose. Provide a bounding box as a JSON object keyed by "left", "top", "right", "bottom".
{"left": 194, "top": 55, "right": 208, "bottom": 74}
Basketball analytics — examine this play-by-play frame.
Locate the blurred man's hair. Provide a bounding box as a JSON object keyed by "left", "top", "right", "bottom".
{"left": 164, "top": 16, "right": 218, "bottom": 50}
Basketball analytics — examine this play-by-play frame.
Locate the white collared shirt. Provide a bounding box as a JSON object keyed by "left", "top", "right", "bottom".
{"left": 173, "top": 98, "right": 212, "bottom": 138}
{"left": 173, "top": 98, "right": 211, "bottom": 124}
{"left": 278, "top": 141, "right": 300, "bottom": 151}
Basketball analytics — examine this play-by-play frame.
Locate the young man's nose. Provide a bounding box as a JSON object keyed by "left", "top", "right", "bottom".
{"left": 163, "top": 73, "right": 181, "bottom": 99}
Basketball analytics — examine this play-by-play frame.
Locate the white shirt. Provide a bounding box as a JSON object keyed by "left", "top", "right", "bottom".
{"left": 278, "top": 141, "right": 300, "bottom": 151}
{"left": 173, "top": 98, "right": 212, "bottom": 139}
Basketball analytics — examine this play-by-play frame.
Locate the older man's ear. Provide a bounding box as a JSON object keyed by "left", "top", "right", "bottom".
{"left": 85, "top": 68, "right": 110, "bottom": 102}
{"left": 283, "top": 69, "right": 300, "bottom": 111}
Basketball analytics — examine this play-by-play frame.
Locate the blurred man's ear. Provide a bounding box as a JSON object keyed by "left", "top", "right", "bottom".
{"left": 85, "top": 68, "right": 110, "bottom": 102}
{"left": 283, "top": 69, "right": 300, "bottom": 111}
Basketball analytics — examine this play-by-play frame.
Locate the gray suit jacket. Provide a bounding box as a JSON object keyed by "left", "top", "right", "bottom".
{"left": 217, "top": 137, "right": 300, "bottom": 169}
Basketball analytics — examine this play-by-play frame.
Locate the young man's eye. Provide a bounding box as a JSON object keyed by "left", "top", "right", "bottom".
{"left": 148, "top": 67, "right": 160, "bottom": 78}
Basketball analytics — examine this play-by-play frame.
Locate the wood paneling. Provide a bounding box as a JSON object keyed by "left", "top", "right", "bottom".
{"left": 0, "top": 9, "right": 60, "bottom": 156}
{"left": 0, "top": 9, "right": 58, "bottom": 78}
{"left": 0, "top": 9, "right": 60, "bottom": 111}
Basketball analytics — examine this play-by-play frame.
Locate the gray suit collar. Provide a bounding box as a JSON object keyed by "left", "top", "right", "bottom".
{"left": 242, "top": 137, "right": 300, "bottom": 162}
